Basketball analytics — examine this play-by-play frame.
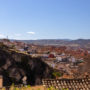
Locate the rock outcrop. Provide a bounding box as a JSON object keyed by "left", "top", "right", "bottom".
{"left": 0, "top": 43, "right": 54, "bottom": 86}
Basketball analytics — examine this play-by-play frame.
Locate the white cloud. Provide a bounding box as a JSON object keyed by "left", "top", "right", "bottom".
{"left": 27, "top": 32, "right": 35, "bottom": 35}
{"left": 14, "top": 34, "right": 21, "bottom": 36}
{"left": 0, "top": 33, "right": 5, "bottom": 38}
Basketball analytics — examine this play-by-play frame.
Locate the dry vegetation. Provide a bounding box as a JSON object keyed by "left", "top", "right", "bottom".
{"left": 1, "top": 85, "right": 68, "bottom": 90}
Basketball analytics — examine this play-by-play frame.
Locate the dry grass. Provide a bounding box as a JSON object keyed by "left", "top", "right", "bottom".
{"left": 1, "top": 85, "right": 69, "bottom": 90}
{"left": 1, "top": 85, "right": 47, "bottom": 90}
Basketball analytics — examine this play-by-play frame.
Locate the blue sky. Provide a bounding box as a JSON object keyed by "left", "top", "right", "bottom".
{"left": 0, "top": 0, "right": 90, "bottom": 40}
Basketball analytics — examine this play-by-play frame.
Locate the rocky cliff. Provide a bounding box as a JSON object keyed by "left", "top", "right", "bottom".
{"left": 0, "top": 43, "right": 54, "bottom": 86}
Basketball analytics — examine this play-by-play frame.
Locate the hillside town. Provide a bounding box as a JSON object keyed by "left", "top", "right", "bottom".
{"left": 0, "top": 39, "right": 90, "bottom": 79}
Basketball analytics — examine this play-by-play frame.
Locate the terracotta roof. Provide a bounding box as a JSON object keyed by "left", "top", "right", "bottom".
{"left": 42, "top": 78, "right": 90, "bottom": 90}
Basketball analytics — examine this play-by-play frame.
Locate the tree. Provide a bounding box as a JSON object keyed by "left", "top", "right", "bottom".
{"left": 52, "top": 71, "right": 62, "bottom": 79}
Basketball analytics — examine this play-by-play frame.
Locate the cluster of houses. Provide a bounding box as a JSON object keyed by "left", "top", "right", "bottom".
{"left": 0, "top": 39, "right": 84, "bottom": 64}
{"left": 0, "top": 39, "right": 84, "bottom": 65}
{"left": 0, "top": 39, "right": 88, "bottom": 80}
{"left": 36, "top": 52, "right": 84, "bottom": 65}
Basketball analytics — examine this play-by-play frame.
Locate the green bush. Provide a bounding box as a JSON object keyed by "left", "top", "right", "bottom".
{"left": 52, "top": 71, "right": 62, "bottom": 79}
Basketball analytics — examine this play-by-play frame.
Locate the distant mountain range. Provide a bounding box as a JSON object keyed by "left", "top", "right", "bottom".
{"left": 0, "top": 38, "right": 90, "bottom": 50}
{"left": 16, "top": 39, "right": 90, "bottom": 50}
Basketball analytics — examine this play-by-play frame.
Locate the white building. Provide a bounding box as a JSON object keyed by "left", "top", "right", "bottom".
{"left": 56, "top": 57, "right": 62, "bottom": 61}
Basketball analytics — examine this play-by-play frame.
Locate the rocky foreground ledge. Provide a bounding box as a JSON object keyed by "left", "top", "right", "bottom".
{"left": 0, "top": 43, "right": 54, "bottom": 86}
